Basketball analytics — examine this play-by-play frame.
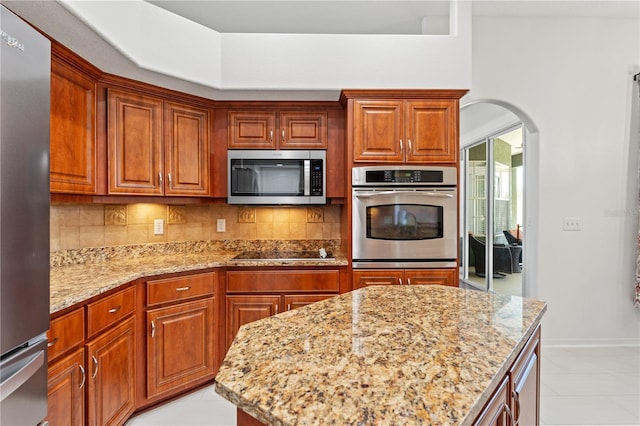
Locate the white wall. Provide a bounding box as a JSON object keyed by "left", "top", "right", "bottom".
{"left": 469, "top": 14, "right": 640, "bottom": 345}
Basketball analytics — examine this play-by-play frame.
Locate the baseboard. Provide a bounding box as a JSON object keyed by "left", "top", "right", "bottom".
{"left": 542, "top": 337, "right": 640, "bottom": 347}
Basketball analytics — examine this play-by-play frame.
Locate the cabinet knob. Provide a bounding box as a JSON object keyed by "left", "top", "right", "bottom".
{"left": 151, "top": 320, "right": 156, "bottom": 338}
{"left": 47, "top": 337, "right": 59, "bottom": 347}
{"left": 167, "top": 173, "right": 172, "bottom": 185}
{"left": 408, "top": 139, "right": 412, "bottom": 153}
{"left": 400, "top": 139, "right": 403, "bottom": 152}
{"left": 175, "top": 286, "right": 191, "bottom": 292}
{"left": 108, "top": 305, "right": 121, "bottom": 314}
{"left": 282, "top": 128, "right": 285, "bottom": 142}
{"left": 269, "top": 129, "right": 273, "bottom": 142}
{"left": 398, "top": 277, "right": 403, "bottom": 285}
{"left": 159, "top": 172, "right": 163, "bottom": 185}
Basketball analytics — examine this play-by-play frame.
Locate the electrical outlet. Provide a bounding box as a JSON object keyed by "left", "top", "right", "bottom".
{"left": 562, "top": 216, "right": 581, "bottom": 231}
{"left": 217, "top": 219, "right": 226, "bottom": 232}
{"left": 153, "top": 219, "right": 164, "bottom": 235}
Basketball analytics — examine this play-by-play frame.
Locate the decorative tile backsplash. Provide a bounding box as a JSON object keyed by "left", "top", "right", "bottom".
{"left": 51, "top": 203, "right": 342, "bottom": 251}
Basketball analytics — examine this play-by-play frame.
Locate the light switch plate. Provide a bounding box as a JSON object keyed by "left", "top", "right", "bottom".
{"left": 154, "top": 219, "right": 164, "bottom": 235}
{"left": 562, "top": 216, "right": 581, "bottom": 231}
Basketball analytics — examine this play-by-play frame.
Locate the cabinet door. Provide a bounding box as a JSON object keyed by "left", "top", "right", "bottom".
{"left": 50, "top": 57, "right": 98, "bottom": 194}
{"left": 226, "top": 295, "right": 280, "bottom": 348}
{"left": 164, "top": 102, "right": 210, "bottom": 196}
{"left": 353, "top": 100, "right": 404, "bottom": 162}
{"left": 47, "top": 348, "right": 85, "bottom": 426}
{"left": 279, "top": 111, "right": 328, "bottom": 149}
{"left": 86, "top": 317, "right": 136, "bottom": 426}
{"left": 405, "top": 268, "right": 458, "bottom": 287}
{"left": 283, "top": 294, "right": 336, "bottom": 311}
{"left": 510, "top": 326, "right": 540, "bottom": 426}
{"left": 228, "top": 111, "right": 277, "bottom": 149}
{"left": 108, "top": 89, "right": 163, "bottom": 195}
{"left": 405, "top": 100, "right": 458, "bottom": 164}
{"left": 473, "top": 376, "right": 510, "bottom": 426}
{"left": 352, "top": 270, "right": 404, "bottom": 289}
{"left": 147, "top": 298, "right": 215, "bottom": 398}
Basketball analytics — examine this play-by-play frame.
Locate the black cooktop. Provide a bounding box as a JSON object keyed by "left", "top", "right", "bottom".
{"left": 232, "top": 250, "right": 334, "bottom": 261}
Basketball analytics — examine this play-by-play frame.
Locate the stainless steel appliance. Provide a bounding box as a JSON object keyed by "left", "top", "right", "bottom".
{"left": 228, "top": 150, "right": 325, "bottom": 205}
{"left": 0, "top": 5, "right": 50, "bottom": 425}
{"left": 352, "top": 166, "right": 457, "bottom": 268}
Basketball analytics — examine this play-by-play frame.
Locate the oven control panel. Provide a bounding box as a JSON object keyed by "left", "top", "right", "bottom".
{"left": 352, "top": 166, "right": 457, "bottom": 186}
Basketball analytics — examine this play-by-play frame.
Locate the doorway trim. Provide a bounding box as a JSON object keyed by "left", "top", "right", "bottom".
{"left": 460, "top": 98, "right": 540, "bottom": 298}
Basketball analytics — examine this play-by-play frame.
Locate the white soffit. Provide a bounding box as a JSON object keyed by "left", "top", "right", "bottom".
{"left": 58, "top": 0, "right": 472, "bottom": 93}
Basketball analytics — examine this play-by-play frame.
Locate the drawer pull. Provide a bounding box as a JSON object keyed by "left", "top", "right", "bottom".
{"left": 47, "top": 337, "right": 59, "bottom": 348}
{"left": 108, "top": 305, "right": 121, "bottom": 314}
{"left": 79, "top": 365, "right": 86, "bottom": 389}
{"left": 91, "top": 356, "right": 98, "bottom": 379}
{"left": 175, "top": 286, "right": 191, "bottom": 292}
{"left": 151, "top": 320, "right": 156, "bottom": 338}
{"left": 287, "top": 304, "right": 291, "bottom": 311}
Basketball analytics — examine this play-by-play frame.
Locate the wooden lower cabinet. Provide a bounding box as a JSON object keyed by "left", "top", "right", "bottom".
{"left": 353, "top": 268, "right": 458, "bottom": 289}
{"left": 47, "top": 348, "right": 85, "bottom": 426}
{"left": 86, "top": 316, "right": 136, "bottom": 426}
{"left": 226, "top": 293, "right": 336, "bottom": 349}
{"left": 474, "top": 376, "right": 511, "bottom": 426}
{"left": 510, "top": 325, "right": 541, "bottom": 426}
{"left": 146, "top": 298, "right": 215, "bottom": 399}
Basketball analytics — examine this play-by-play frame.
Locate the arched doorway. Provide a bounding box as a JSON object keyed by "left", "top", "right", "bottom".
{"left": 459, "top": 100, "right": 539, "bottom": 298}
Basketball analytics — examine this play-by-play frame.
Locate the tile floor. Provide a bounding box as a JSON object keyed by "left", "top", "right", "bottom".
{"left": 125, "top": 346, "right": 640, "bottom": 426}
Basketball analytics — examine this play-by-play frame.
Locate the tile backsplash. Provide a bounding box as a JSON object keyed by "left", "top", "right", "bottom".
{"left": 51, "top": 203, "right": 342, "bottom": 251}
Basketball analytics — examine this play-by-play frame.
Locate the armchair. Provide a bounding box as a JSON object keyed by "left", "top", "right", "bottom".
{"left": 468, "top": 234, "right": 513, "bottom": 278}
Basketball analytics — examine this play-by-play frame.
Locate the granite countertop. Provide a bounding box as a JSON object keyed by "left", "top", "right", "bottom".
{"left": 214, "top": 285, "right": 547, "bottom": 426}
{"left": 50, "top": 240, "right": 347, "bottom": 314}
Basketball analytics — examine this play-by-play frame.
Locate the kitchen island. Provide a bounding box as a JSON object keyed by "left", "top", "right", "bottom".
{"left": 215, "top": 285, "right": 547, "bottom": 425}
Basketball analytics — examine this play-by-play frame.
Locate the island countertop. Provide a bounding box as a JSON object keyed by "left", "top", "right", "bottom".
{"left": 214, "top": 285, "right": 547, "bottom": 426}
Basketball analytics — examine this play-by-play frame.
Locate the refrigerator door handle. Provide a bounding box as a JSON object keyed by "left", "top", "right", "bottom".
{"left": 0, "top": 350, "right": 45, "bottom": 401}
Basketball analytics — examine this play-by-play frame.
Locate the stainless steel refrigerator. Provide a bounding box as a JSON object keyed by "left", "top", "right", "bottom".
{"left": 0, "top": 5, "right": 50, "bottom": 425}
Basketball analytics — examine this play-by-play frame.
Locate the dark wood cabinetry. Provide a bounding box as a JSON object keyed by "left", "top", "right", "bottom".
{"left": 474, "top": 326, "right": 541, "bottom": 426}
{"left": 46, "top": 308, "right": 86, "bottom": 426}
{"left": 228, "top": 110, "right": 327, "bottom": 149}
{"left": 353, "top": 268, "right": 458, "bottom": 289}
{"left": 107, "top": 89, "right": 211, "bottom": 196}
{"left": 50, "top": 47, "right": 104, "bottom": 194}
{"left": 86, "top": 316, "right": 136, "bottom": 426}
{"left": 145, "top": 272, "right": 216, "bottom": 401}
{"left": 225, "top": 269, "right": 340, "bottom": 349}
{"left": 341, "top": 90, "right": 466, "bottom": 165}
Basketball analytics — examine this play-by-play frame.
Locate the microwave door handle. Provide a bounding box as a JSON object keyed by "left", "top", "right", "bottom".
{"left": 303, "top": 160, "right": 310, "bottom": 195}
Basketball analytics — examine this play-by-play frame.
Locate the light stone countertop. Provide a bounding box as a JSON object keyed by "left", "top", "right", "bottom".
{"left": 50, "top": 241, "right": 347, "bottom": 314}
{"left": 214, "top": 285, "right": 547, "bottom": 426}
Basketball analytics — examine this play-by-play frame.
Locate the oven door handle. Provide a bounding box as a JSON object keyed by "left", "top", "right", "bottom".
{"left": 354, "top": 190, "right": 454, "bottom": 199}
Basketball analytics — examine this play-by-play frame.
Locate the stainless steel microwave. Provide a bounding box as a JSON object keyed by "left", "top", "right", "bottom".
{"left": 227, "top": 150, "right": 326, "bottom": 205}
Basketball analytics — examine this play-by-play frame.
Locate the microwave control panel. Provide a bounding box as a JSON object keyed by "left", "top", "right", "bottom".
{"left": 311, "top": 159, "right": 323, "bottom": 195}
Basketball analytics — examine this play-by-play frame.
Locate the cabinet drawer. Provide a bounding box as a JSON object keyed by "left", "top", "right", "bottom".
{"left": 227, "top": 270, "right": 340, "bottom": 293}
{"left": 147, "top": 272, "right": 215, "bottom": 306}
{"left": 86, "top": 286, "right": 135, "bottom": 339}
{"left": 48, "top": 308, "right": 85, "bottom": 362}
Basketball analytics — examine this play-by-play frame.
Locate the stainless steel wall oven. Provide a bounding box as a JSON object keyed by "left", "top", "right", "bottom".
{"left": 352, "top": 166, "right": 457, "bottom": 268}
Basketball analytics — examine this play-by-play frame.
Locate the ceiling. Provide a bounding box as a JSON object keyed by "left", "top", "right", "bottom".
{"left": 148, "top": 0, "right": 639, "bottom": 35}
{"left": 1, "top": 0, "right": 637, "bottom": 101}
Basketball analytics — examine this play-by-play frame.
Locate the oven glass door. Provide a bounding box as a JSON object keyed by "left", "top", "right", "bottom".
{"left": 230, "top": 159, "right": 305, "bottom": 196}
{"left": 352, "top": 188, "right": 457, "bottom": 267}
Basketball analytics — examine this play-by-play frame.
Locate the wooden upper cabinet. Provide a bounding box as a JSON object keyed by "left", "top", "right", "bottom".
{"left": 163, "top": 102, "right": 210, "bottom": 196}
{"left": 352, "top": 100, "right": 404, "bottom": 162}
{"left": 344, "top": 90, "right": 466, "bottom": 165}
{"left": 353, "top": 99, "right": 457, "bottom": 164}
{"left": 228, "top": 110, "right": 327, "bottom": 149}
{"left": 405, "top": 100, "right": 458, "bottom": 164}
{"left": 108, "top": 89, "right": 211, "bottom": 196}
{"left": 108, "top": 89, "right": 164, "bottom": 195}
{"left": 50, "top": 56, "right": 100, "bottom": 194}
{"left": 279, "top": 111, "right": 328, "bottom": 149}
{"left": 228, "top": 111, "right": 277, "bottom": 149}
